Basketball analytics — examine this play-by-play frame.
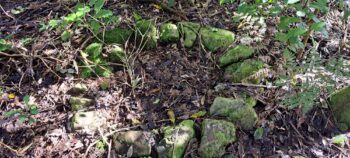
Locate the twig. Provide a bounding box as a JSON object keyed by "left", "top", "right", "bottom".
{"left": 230, "top": 83, "right": 278, "bottom": 89}
{"left": 0, "top": 4, "right": 16, "bottom": 21}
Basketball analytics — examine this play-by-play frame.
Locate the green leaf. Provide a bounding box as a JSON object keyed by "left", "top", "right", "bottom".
{"left": 94, "top": 9, "right": 113, "bottom": 18}
{"left": 332, "top": 134, "right": 348, "bottom": 145}
{"left": 89, "top": 20, "right": 101, "bottom": 35}
{"left": 61, "top": 30, "right": 72, "bottom": 42}
{"left": 28, "top": 117, "right": 36, "bottom": 125}
{"left": 278, "top": 16, "right": 300, "bottom": 29}
{"left": 287, "top": 28, "right": 307, "bottom": 38}
{"left": 0, "top": 39, "right": 12, "bottom": 51}
{"left": 23, "top": 95, "right": 30, "bottom": 105}
{"left": 18, "top": 114, "right": 27, "bottom": 123}
{"left": 343, "top": 8, "right": 350, "bottom": 20}
{"left": 219, "top": 0, "right": 235, "bottom": 5}
{"left": 254, "top": 127, "right": 264, "bottom": 140}
{"left": 30, "top": 105, "right": 39, "bottom": 115}
{"left": 287, "top": 0, "right": 300, "bottom": 4}
{"left": 310, "top": 0, "right": 328, "bottom": 13}
{"left": 275, "top": 32, "right": 288, "bottom": 43}
{"left": 310, "top": 22, "right": 325, "bottom": 31}
{"left": 296, "top": 10, "right": 306, "bottom": 17}
{"left": 168, "top": 0, "right": 175, "bottom": 7}
{"left": 190, "top": 110, "right": 207, "bottom": 119}
{"left": 94, "top": 0, "right": 105, "bottom": 12}
{"left": 4, "top": 110, "right": 21, "bottom": 118}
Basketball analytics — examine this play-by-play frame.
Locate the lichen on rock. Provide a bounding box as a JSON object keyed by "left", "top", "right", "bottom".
{"left": 71, "top": 111, "right": 106, "bottom": 132}
{"left": 156, "top": 120, "right": 195, "bottom": 158}
{"left": 200, "top": 27, "right": 235, "bottom": 52}
{"left": 160, "top": 23, "right": 180, "bottom": 43}
{"left": 199, "top": 119, "right": 236, "bottom": 158}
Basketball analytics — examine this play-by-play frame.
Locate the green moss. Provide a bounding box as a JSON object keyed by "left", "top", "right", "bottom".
{"left": 225, "top": 59, "right": 265, "bottom": 83}
{"left": 157, "top": 120, "right": 195, "bottom": 158}
{"left": 80, "top": 67, "right": 93, "bottom": 78}
{"left": 95, "top": 65, "right": 113, "bottom": 77}
{"left": 210, "top": 97, "right": 244, "bottom": 116}
{"left": 85, "top": 43, "right": 103, "bottom": 60}
{"left": 178, "top": 22, "right": 201, "bottom": 48}
{"left": 219, "top": 45, "right": 254, "bottom": 67}
{"left": 136, "top": 20, "right": 158, "bottom": 49}
{"left": 199, "top": 119, "right": 236, "bottom": 158}
{"left": 160, "top": 23, "right": 180, "bottom": 43}
{"left": 229, "top": 106, "right": 258, "bottom": 130}
{"left": 108, "top": 45, "right": 126, "bottom": 63}
{"left": 101, "top": 28, "right": 133, "bottom": 44}
{"left": 329, "top": 86, "right": 350, "bottom": 131}
{"left": 200, "top": 27, "right": 235, "bottom": 52}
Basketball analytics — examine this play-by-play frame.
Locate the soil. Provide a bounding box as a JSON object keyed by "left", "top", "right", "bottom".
{"left": 1, "top": 0, "right": 349, "bottom": 157}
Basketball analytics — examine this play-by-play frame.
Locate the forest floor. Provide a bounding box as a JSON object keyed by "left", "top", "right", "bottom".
{"left": 1, "top": 0, "right": 350, "bottom": 157}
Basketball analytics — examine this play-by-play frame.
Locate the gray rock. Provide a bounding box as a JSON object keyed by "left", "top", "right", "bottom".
{"left": 69, "top": 97, "right": 93, "bottom": 111}
{"left": 113, "top": 131, "right": 155, "bottom": 157}
{"left": 156, "top": 120, "right": 195, "bottom": 158}
{"left": 210, "top": 97, "right": 258, "bottom": 130}
{"left": 71, "top": 111, "right": 106, "bottom": 131}
{"left": 71, "top": 83, "right": 88, "bottom": 94}
{"left": 199, "top": 119, "right": 236, "bottom": 158}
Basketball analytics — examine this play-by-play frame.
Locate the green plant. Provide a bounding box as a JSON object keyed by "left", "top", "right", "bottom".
{"left": 3, "top": 95, "right": 39, "bottom": 124}
{"left": 48, "top": 0, "right": 120, "bottom": 42}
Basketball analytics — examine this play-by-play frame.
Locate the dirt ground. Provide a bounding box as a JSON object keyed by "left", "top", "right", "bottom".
{"left": 1, "top": 0, "right": 350, "bottom": 157}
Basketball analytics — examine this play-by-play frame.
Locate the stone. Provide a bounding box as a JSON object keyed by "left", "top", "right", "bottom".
{"left": 200, "top": 27, "right": 235, "bottom": 52}
{"left": 69, "top": 96, "right": 93, "bottom": 111}
{"left": 156, "top": 120, "right": 195, "bottom": 158}
{"left": 136, "top": 19, "right": 158, "bottom": 49}
{"left": 219, "top": 45, "right": 255, "bottom": 67}
{"left": 329, "top": 86, "right": 350, "bottom": 131}
{"left": 199, "top": 119, "right": 236, "bottom": 158}
{"left": 101, "top": 28, "right": 133, "bottom": 44}
{"left": 225, "top": 59, "right": 265, "bottom": 83}
{"left": 71, "top": 83, "right": 88, "bottom": 94}
{"left": 159, "top": 23, "right": 180, "bottom": 43}
{"left": 113, "top": 131, "right": 155, "bottom": 157}
{"left": 210, "top": 97, "right": 257, "bottom": 130}
{"left": 108, "top": 45, "right": 126, "bottom": 63}
{"left": 71, "top": 111, "right": 106, "bottom": 131}
{"left": 178, "top": 22, "right": 201, "bottom": 48}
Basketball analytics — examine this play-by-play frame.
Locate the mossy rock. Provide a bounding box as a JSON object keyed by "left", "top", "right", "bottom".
{"left": 71, "top": 83, "right": 88, "bottom": 94}
{"left": 209, "top": 97, "right": 257, "bottom": 130}
{"left": 69, "top": 96, "right": 93, "bottom": 111}
{"left": 100, "top": 28, "right": 133, "bottom": 44}
{"left": 108, "top": 45, "right": 126, "bottom": 63}
{"left": 160, "top": 23, "right": 180, "bottom": 43}
{"left": 156, "top": 120, "right": 195, "bottom": 158}
{"left": 71, "top": 111, "right": 106, "bottom": 131}
{"left": 199, "top": 119, "right": 236, "bottom": 158}
{"left": 329, "top": 86, "right": 350, "bottom": 131}
{"left": 200, "top": 27, "right": 235, "bottom": 52}
{"left": 178, "top": 22, "right": 201, "bottom": 48}
{"left": 219, "top": 45, "right": 255, "bottom": 67}
{"left": 225, "top": 59, "right": 265, "bottom": 83}
{"left": 136, "top": 19, "right": 158, "bottom": 49}
{"left": 113, "top": 131, "right": 155, "bottom": 157}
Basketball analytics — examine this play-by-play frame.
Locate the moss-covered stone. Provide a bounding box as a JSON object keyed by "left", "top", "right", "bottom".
{"left": 108, "top": 45, "right": 126, "bottom": 63}
{"left": 200, "top": 27, "right": 235, "bottom": 52}
{"left": 210, "top": 97, "right": 257, "bottom": 130}
{"left": 219, "top": 45, "right": 254, "bottom": 67}
{"left": 156, "top": 120, "right": 195, "bottom": 158}
{"left": 160, "top": 23, "right": 180, "bottom": 43}
{"left": 329, "top": 86, "right": 350, "bottom": 131}
{"left": 113, "top": 131, "right": 155, "bottom": 157}
{"left": 69, "top": 97, "right": 93, "bottom": 111}
{"left": 136, "top": 19, "right": 158, "bottom": 49}
{"left": 199, "top": 119, "right": 236, "bottom": 158}
{"left": 71, "top": 83, "right": 88, "bottom": 94}
{"left": 101, "top": 28, "right": 133, "bottom": 44}
{"left": 225, "top": 59, "right": 265, "bottom": 83}
{"left": 178, "top": 22, "right": 201, "bottom": 48}
{"left": 71, "top": 111, "right": 106, "bottom": 131}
